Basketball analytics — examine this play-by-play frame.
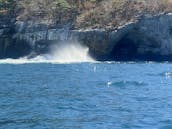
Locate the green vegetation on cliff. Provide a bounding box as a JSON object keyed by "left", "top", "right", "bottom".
{"left": 0, "top": 0, "right": 15, "bottom": 14}
{"left": 0, "top": 0, "right": 172, "bottom": 28}
{"left": 76, "top": 0, "right": 172, "bottom": 28}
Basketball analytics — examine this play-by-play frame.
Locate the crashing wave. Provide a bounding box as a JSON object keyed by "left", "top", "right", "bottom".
{"left": 0, "top": 43, "right": 95, "bottom": 64}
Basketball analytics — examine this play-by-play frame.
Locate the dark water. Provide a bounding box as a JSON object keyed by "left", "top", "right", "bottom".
{"left": 0, "top": 62, "right": 172, "bottom": 129}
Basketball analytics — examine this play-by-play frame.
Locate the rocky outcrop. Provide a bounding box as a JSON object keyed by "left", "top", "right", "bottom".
{"left": 0, "top": 13, "right": 172, "bottom": 61}
{"left": 73, "top": 13, "right": 172, "bottom": 61}
{"left": 109, "top": 13, "right": 172, "bottom": 61}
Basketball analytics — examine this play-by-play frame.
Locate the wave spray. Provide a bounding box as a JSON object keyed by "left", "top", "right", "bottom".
{"left": 0, "top": 42, "right": 95, "bottom": 64}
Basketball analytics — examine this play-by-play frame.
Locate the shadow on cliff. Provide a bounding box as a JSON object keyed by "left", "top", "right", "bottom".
{"left": 0, "top": 36, "right": 32, "bottom": 59}
{"left": 108, "top": 33, "right": 172, "bottom": 62}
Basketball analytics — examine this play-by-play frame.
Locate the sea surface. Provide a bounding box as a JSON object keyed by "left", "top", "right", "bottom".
{"left": 0, "top": 62, "right": 172, "bottom": 129}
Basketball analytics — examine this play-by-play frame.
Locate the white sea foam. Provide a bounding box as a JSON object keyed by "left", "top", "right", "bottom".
{"left": 0, "top": 42, "right": 95, "bottom": 64}
{"left": 50, "top": 42, "right": 94, "bottom": 63}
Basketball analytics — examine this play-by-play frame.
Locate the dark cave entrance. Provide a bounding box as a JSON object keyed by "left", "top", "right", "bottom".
{"left": 110, "top": 36, "right": 138, "bottom": 61}
{"left": 109, "top": 33, "right": 172, "bottom": 61}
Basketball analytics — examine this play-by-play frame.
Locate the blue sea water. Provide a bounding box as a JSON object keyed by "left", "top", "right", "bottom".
{"left": 0, "top": 62, "right": 172, "bottom": 129}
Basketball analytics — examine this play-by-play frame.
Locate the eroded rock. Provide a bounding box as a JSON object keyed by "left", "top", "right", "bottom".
{"left": 1, "top": 14, "right": 172, "bottom": 61}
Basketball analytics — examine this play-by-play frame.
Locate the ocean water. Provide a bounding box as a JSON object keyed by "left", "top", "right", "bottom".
{"left": 0, "top": 62, "right": 172, "bottom": 129}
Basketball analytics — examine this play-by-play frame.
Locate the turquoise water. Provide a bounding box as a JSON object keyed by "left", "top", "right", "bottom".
{"left": 0, "top": 62, "right": 172, "bottom": 129}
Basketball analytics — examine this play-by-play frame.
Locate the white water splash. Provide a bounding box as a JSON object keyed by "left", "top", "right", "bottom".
{"left": 50, "top": 42, "right": 94, "bottom": 63}
{"left": 0, "top": 42, "right": 95, "bottom": 64}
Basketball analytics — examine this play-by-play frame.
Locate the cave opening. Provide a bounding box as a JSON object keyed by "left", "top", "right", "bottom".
{"left": 110, "top": 35, "right": 138, "bottom": 61}
{"left": 109, "top": 33, "right": 171, "bottom": 61}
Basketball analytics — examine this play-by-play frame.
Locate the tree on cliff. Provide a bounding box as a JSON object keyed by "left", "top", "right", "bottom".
{"left": 48, "top": 0, "right": 75, "bottom": 25}
{"left": 0, "top": 0, "right": 16, "bottom": 15}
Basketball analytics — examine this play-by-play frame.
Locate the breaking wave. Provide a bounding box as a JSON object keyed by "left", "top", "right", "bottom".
{"left": 0, "top": 43, "right": 95, "bottom": 64}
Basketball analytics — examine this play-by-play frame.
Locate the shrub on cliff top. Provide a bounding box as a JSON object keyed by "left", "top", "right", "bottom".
{"left": 76, "top": 0, "right": 172, "bottom": 28}
{"left": 0, "top": 0, "right": 15, "bottom": 15}
{"left": 1, "top": 0, "right": 172, "bottom": 28}
{"left": 17, "top": 0, "right": 76, "bottom": 25}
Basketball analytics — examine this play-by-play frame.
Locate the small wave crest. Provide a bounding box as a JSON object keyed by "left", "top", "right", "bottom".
{"left": 107, "top": 80, "right": 147, "bottom": 87}
{"left": 0, "top": 42, "right": 95, "bottom": 64}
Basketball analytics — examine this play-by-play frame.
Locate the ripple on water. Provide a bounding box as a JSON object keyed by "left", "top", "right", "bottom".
{"left": 0, "top": 63, "right": 172, "bottom": 128}
{"left": 107, "top": 80, "right": 147, "bottom": 87}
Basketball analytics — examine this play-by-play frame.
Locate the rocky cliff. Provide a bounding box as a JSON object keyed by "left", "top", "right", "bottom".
{"left": 1, "top": 0, "right": 172, "bottom": 61}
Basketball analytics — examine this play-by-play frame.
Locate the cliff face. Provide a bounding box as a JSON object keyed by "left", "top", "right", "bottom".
{"left": 9, "top": 14, "right": 172, "bottom": 61}
{"left": 109, "top": 14, "right": 172, "bottom": 61}
{"left": 1, "top": 0, "right": 172, "bottom": 61}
